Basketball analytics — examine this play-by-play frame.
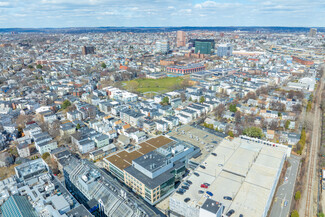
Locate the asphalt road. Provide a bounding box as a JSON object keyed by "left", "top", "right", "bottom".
{"left": 269, "top": 155, "right": 300, "bottom": 217}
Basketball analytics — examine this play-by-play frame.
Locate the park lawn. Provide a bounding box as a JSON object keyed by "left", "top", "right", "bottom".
{"left": 137, "top": 87, "right": 168, "bottom": 93}
{"left": 124, "top": 77, "right": 184, "bottom": 94}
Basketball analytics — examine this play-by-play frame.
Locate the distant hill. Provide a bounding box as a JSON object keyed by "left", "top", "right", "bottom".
{"left": 0, "top": 26, "right": 324, "bottom": 34}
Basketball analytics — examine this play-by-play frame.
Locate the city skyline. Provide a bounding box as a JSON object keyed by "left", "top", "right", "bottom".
{"left": 0, "top": 0, "right": 324, "bottom": 28}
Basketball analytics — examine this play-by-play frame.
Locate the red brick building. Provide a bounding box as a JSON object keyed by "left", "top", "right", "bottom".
{"left": 292, "top": 56, "right": 314, "bottom": 65}
{"left": 166, "top": 64, "right": 205, "bottom": 74}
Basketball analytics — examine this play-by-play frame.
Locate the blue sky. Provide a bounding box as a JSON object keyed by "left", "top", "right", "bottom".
{"left": 0, "top": 0, "right": 324, "bottom": 28}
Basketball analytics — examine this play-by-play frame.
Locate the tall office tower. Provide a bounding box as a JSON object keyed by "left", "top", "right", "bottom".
{"left": 155, "top": 40, "right": 170, "bottom": 53}
{"left": 217, "top": 44, "right": 233, "bottom": 57}
{"left": 82, "top": 46, "right": 95, "bottom": 55}
{"left": 309, "top": 28, "right": 317, "bottom": 37}
{"left": 176, "top": 31, "right": 186, "bottom": 47}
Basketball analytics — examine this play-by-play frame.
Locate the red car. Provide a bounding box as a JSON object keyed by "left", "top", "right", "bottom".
{"left": 201, "top": 184, "right": 208, "bottom": 188}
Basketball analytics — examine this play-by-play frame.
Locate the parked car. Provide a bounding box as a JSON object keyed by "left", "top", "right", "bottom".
{"left": 206, "top": 191, "right": 213, "bottom": 196}
{"left": 194, "top": 172, "right": 200, "bottom": 177}
{"left": 181, "top": 185, "right": 189, "bottom": 190}
{"left": 176, "top": 190, "right": 184, "bottom": 195}
{"left": 186, "top": 180, "right": 193, "bottom": 185}
{"left": 178, "top": 188, "right": 185, "bottom": 192}
{"left": 223, "top": 196, "right": 233, "bottom": 200}
{"left": 239, "top": 214, "right": 244, "bottom": 217}
{"left": 226, "top": 209, "right": 235, "bottom": 216}
{"left": 184, "top": 197, "right": 190, "bottom": 203}
{"left": 203, "top": 183, "right": 210, "bottom": 186}
{"left": 198, "top": 190, "right": 204, "bottom": 194}
{"left": 200, "top": 165, "right": 206, "bottom": 169}
{"left": 200, "top": 184, "right": 208, "bottom": 189}
{"left": 211, "top": 153, "right": 217, "bottom": 156}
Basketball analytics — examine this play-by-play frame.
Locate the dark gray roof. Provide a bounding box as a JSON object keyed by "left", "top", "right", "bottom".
{"left": 125, "top": 163, "right": 174, "bottom": 189}
{"left": 201, "top": 199, "right": 222, "bottom": 214}
{"left": 133, "top": 151, "right": 167, "bottom": 173}
{"left": 66, "top": 204, "right": 93, "bottom": 217}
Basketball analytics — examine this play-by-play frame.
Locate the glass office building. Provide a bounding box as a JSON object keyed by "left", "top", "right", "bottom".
{"left": 1, "top": 195, "right": 38, "bottom": 217}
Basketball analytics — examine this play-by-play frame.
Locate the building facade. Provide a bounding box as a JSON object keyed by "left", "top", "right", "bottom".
{"left": 176, "top": 31, "right": 186, "bottom": 47}
{"left": 166, "top": 64, "right": 205, "bottom": 74}
{"left": 155, "top": 40, "right": 169, "bottom": 53}
{"left": 195, "top": 40, "right": 215, "bottom": 54}
{"left": 82, "top": 46, "right": 95, "bottom": 55}
{"left": 217, "top": 44, "right": 233, "bottom": 57}
{"left": 104, "top": 136, "right": 198, "bottom": 205}
{"left": 1, "top": 195, "right": 38, "bottom": 217}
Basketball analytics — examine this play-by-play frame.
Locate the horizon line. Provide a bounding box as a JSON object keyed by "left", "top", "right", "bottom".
{"left": 0, "top": 26, "right": 324, "bottom": 29}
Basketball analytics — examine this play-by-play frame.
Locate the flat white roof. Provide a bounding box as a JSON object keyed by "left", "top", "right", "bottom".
{"left": 170, "top": 137, "right": 288, "bottom": 216}
{"left": 229, "top": 182, "right": 270, "bottom": 216}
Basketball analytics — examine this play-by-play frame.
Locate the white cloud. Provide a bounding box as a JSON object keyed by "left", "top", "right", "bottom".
{"left": 262, "top": 1, "right": 273, "bottom": 6}
{"left": 129, "top": 7, "right": 139, "bottom": 11}
{"left": 0, "top": 2, "right": 9, "bottom": 6}
{"left": 0, "top": 0, "right": 324, "bottom": 27}
{"left": 194, "top": 1, "right": 242, "bottom": 9}
{"left": 179, "top": 8, "right": 192, "bottom": 13}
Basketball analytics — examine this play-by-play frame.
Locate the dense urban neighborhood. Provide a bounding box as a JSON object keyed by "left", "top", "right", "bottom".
{"left": 0, "top": 27, "right": 324, "bottom": 217}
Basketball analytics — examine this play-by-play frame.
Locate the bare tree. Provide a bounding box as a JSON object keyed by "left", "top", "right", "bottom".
{"left": 48, "top": 120, "right": 60, "bottom": 139}
{"left": 269, "top": 120, "right": 278, "bottom": 130}
{"left": 181, "top": 78, "right": 191, "bottom": 89}
{"left": 235, "top": 111, "right": 241, "bottom": 124}
{"left": 16, "top": 114, "right": 34, "bottom": 128}
{"left": 180, "top": 93, "right": 186, "bottom": 102}
{"left": 256, "top": 86, "right": 269, "bottom": 96}
{"left": 292, "top": 104, "right": 302, "bottom": 113}
{"left": 260, "top": 117, "right": 267, "bottom": 129}
{"left": 215, "top": 104, "right": 225, "bottom": 118}
{"left": 245, "top": 92, "right": 256, "bottom": 100}
{"left": 287, "top": 90, "right": 304, "bottom": 100}
{"left": 269, "top": 101, "right": 286, "bottom": 111}
{"left": 246, "top": 114, "right": 256, "bottom": 125}
{"left": 304, "top": 112, "right": 314, "bottom": 131}
{"left": 234, "top": 126, "right": 243, "bottom": 136}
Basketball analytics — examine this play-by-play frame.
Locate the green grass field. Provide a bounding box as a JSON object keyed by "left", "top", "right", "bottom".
{"left": 124, "top": 77, "right": 184, "bottom": 94}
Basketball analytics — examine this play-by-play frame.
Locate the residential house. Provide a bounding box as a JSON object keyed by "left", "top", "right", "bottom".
{"left": 288, "top": 133, "right": 300, "bottom": 145}
{"left": 266, "top": 130, "right": 275, "bottom": 140}
{"left": 143, "top": 120, "right": 156, "bottom": 132}
{"left": 36, "top": 140, "right": 58, "bottom": 155}
{"left": 155, "top": 120, "right": 168, "bottom": 132}
{"left": 43, "top": 113, "right": 57, "bottom": 123}
{"left": 67, "top": 110, "right": 82, "bottom": 122}
{"left": 177, "top": 114, "right": 192, "bottom": 124}
{"left": 120, "top": 109, "right": 145, "bottom": 127}
{"left": 223, "top": 111, "right": 235, "bottom": 120}
{"left": 60, "top": 122, "right": 76, "bottom": 137}
{"left": 94, "top": 134, "right": 110, "bottom": 148}
{"left": 131, "top": 132, "right": 147, "bottom": 143}
{"left": 180, "top": 108, "right": 198, "bottom": 119}
{"left": 17, "top": 142, "right": 30, "bottom": 158}
{"left": 23, "top": 123, "right": 42, "bottom": 138}
{"left": 162, "top": 116, "right": 179, "bottom": 129}
{"left": 78, "top": 139, "right": 95, "bottom": 154}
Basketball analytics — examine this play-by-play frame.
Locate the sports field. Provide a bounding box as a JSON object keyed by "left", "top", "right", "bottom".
{"left": 124, "top": 77, "right": 184, "bottom": 94}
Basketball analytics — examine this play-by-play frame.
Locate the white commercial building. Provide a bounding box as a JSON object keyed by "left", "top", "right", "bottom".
{"left": 170, "top": 136, "right": 290, "bottom": 217}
